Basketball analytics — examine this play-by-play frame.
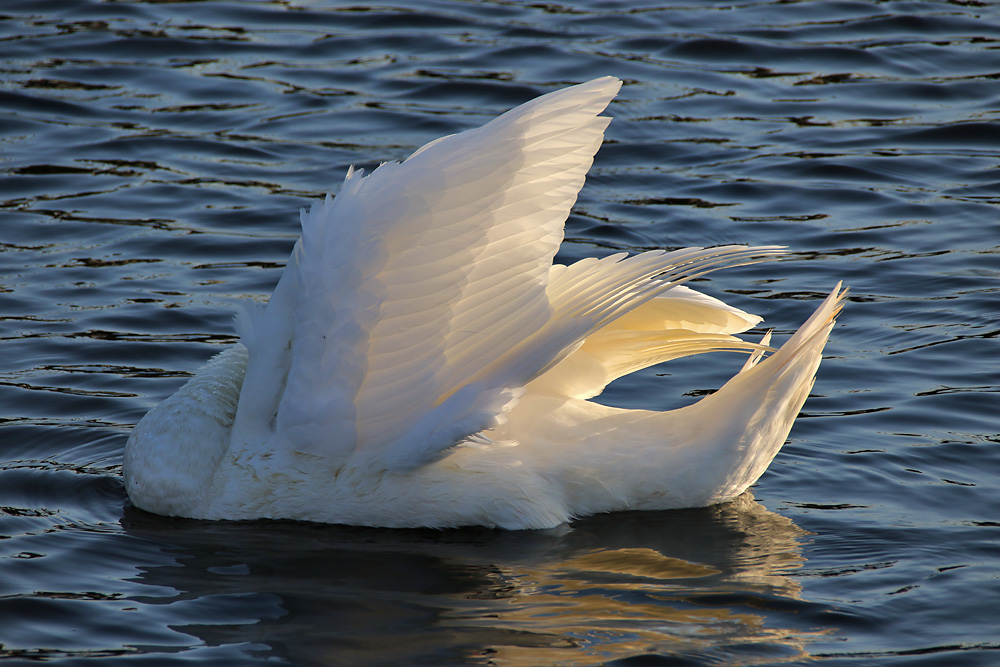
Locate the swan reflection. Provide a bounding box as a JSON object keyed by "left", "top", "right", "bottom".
{"left": 121, "top": 493, "right": 824, "bottom": 665}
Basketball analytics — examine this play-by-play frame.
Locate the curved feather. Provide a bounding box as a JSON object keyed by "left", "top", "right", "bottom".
{"left": 527, "top": 285, "right": 771, "bottom": 400}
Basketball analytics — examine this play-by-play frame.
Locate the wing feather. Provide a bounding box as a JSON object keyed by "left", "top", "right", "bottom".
{"left": 234, "top": 75, "right": 785, "bottom": 471}
{"left": 242, "top": 77, "right": 623, "bottom": 460}
{"left": 527, "top": 285, "right": 771, "bottom": 400}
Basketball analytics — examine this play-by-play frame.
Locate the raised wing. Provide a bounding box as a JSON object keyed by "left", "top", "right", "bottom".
{"left": 236, "top": 77, "right": 624, "bottom": 461}
{"left": 234, "top": 76, "right": 785, "bottom": 472}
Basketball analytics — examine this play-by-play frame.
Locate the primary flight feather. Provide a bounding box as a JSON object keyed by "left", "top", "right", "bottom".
{"left": 124, "top": 77, "right": 844, "bottom": 529}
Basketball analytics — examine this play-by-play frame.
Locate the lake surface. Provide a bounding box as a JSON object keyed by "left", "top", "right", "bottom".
{"left": 2, "top": 0, "right": 999, "bottom": 664}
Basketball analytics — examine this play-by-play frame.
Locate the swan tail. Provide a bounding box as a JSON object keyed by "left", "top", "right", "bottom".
{"left": 670, "top": 282, "right": 846, "bottom": 504}
{"left": 500, "top": 284, "right": 845, "bottom": 518}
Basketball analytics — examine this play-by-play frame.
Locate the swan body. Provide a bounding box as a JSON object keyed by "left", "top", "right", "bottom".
{"left": 124, "top": 77, "right": 844, "bottom": 529}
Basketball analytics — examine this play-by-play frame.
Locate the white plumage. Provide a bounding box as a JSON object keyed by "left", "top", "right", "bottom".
{"left": 123, "top": 77, "right": 844, "bottom": 529}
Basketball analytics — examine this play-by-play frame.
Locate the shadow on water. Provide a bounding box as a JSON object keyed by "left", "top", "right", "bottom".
{"left": 119, "top": 494, "right": 824, "bottom": 666}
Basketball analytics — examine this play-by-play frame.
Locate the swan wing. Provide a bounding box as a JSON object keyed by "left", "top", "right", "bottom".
{"left": 237, "top": 77, "right": 623, "bottom": 462}
{"left": 235, "top": 75, "right": 784, "bottom": 471}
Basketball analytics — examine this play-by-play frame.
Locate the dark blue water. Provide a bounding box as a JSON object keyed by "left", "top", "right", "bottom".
{"left": 2, "top": 1, "right": 999, "bottom": 664}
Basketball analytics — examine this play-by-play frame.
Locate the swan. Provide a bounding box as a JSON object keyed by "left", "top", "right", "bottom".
{"left": 123, "top": 76, "right": 844, "bottom": 529}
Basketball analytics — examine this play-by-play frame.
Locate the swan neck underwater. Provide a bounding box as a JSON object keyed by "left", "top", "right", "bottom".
{"left": 123, "top": 76, "right": 845, "bottom": 529}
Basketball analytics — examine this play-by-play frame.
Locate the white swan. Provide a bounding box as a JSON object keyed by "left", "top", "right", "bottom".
{"left": 124, "top": 77, "right": 844, "bottom": 529}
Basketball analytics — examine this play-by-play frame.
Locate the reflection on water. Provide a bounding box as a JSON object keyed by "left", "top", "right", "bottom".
{"left": 120, "top": 493, "right": 819, "bottom": 666}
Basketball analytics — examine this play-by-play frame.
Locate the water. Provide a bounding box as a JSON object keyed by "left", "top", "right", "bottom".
{"left": 2, "top": 0, "right": 998, "bottom": 664}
